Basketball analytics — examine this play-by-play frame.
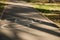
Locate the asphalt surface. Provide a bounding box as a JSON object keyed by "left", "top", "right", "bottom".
{"left": 0, "top": 2, "right": 60, "bottom": 40}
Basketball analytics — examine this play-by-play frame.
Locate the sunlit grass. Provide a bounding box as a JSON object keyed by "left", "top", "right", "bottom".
{"left": 33, "top": 4, "right": 60, "bottom": 14}
{"left": 33, "top": 4, "right": 60, "bottom": 10}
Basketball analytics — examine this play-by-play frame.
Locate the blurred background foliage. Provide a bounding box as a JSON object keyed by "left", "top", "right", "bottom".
{"left": 14, "top": 0, "right": 60, "bottom": 3}
{"left": 0, "top": 0, "right": 60, "bottom": 3}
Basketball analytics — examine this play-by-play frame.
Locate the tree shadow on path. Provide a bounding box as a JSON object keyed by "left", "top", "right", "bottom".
{"left": 0, "top": 5, "right": 60, "bottom": 39}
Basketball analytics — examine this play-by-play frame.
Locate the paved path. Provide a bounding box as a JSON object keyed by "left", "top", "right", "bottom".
{"left": 0, "top": 1, "right": 60, "bottom": 40}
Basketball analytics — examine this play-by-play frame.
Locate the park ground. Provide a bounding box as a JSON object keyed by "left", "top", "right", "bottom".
{"left": 0, "top": 1, "right": 60, "bottom": 40}
{"left": 0, "top": 1, "right": 60, "bottom": 27}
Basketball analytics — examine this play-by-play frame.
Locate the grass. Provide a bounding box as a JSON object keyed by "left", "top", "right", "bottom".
{"left": 0, "top": 0, "right": 7, "bottom": 1}
{"left": 33, "top": 4, "right": 60, "bottom": 14}
{"left": 33, "top": 4, "right": 60, "bottom": 10}
{"left": 33, "top": 4, "right": 60, "bottom": 27}
{"left": 0, "top": 3, "right": 5, "bottom": 12}
{"left": 0, "top": 3, "right": 5, "bottom": 17}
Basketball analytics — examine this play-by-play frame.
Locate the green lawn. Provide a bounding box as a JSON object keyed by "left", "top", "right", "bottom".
{"left": 33, "top": 4, "right": 60, "bottom": 27}
{"left": 33, "top": 4, "right": 60, "bottom": 14}
{"left": 33, "top": 4, "right": 60, "bottom": 10}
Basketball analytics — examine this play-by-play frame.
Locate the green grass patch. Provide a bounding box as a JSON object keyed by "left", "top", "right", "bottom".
{"left": 0, "top": 0, "right": 7, "bottom": 1}
{"left": 0, "top": 3, "right": 5, "bottom": 16}
{"left": 0, "top": 3, "right": 5, "bottom": 12}
{"left": 33, "top": 4, "right": 60, "bottom": 14}
{"left": 33, "top": 4, "right": 60, "bottom": 10}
